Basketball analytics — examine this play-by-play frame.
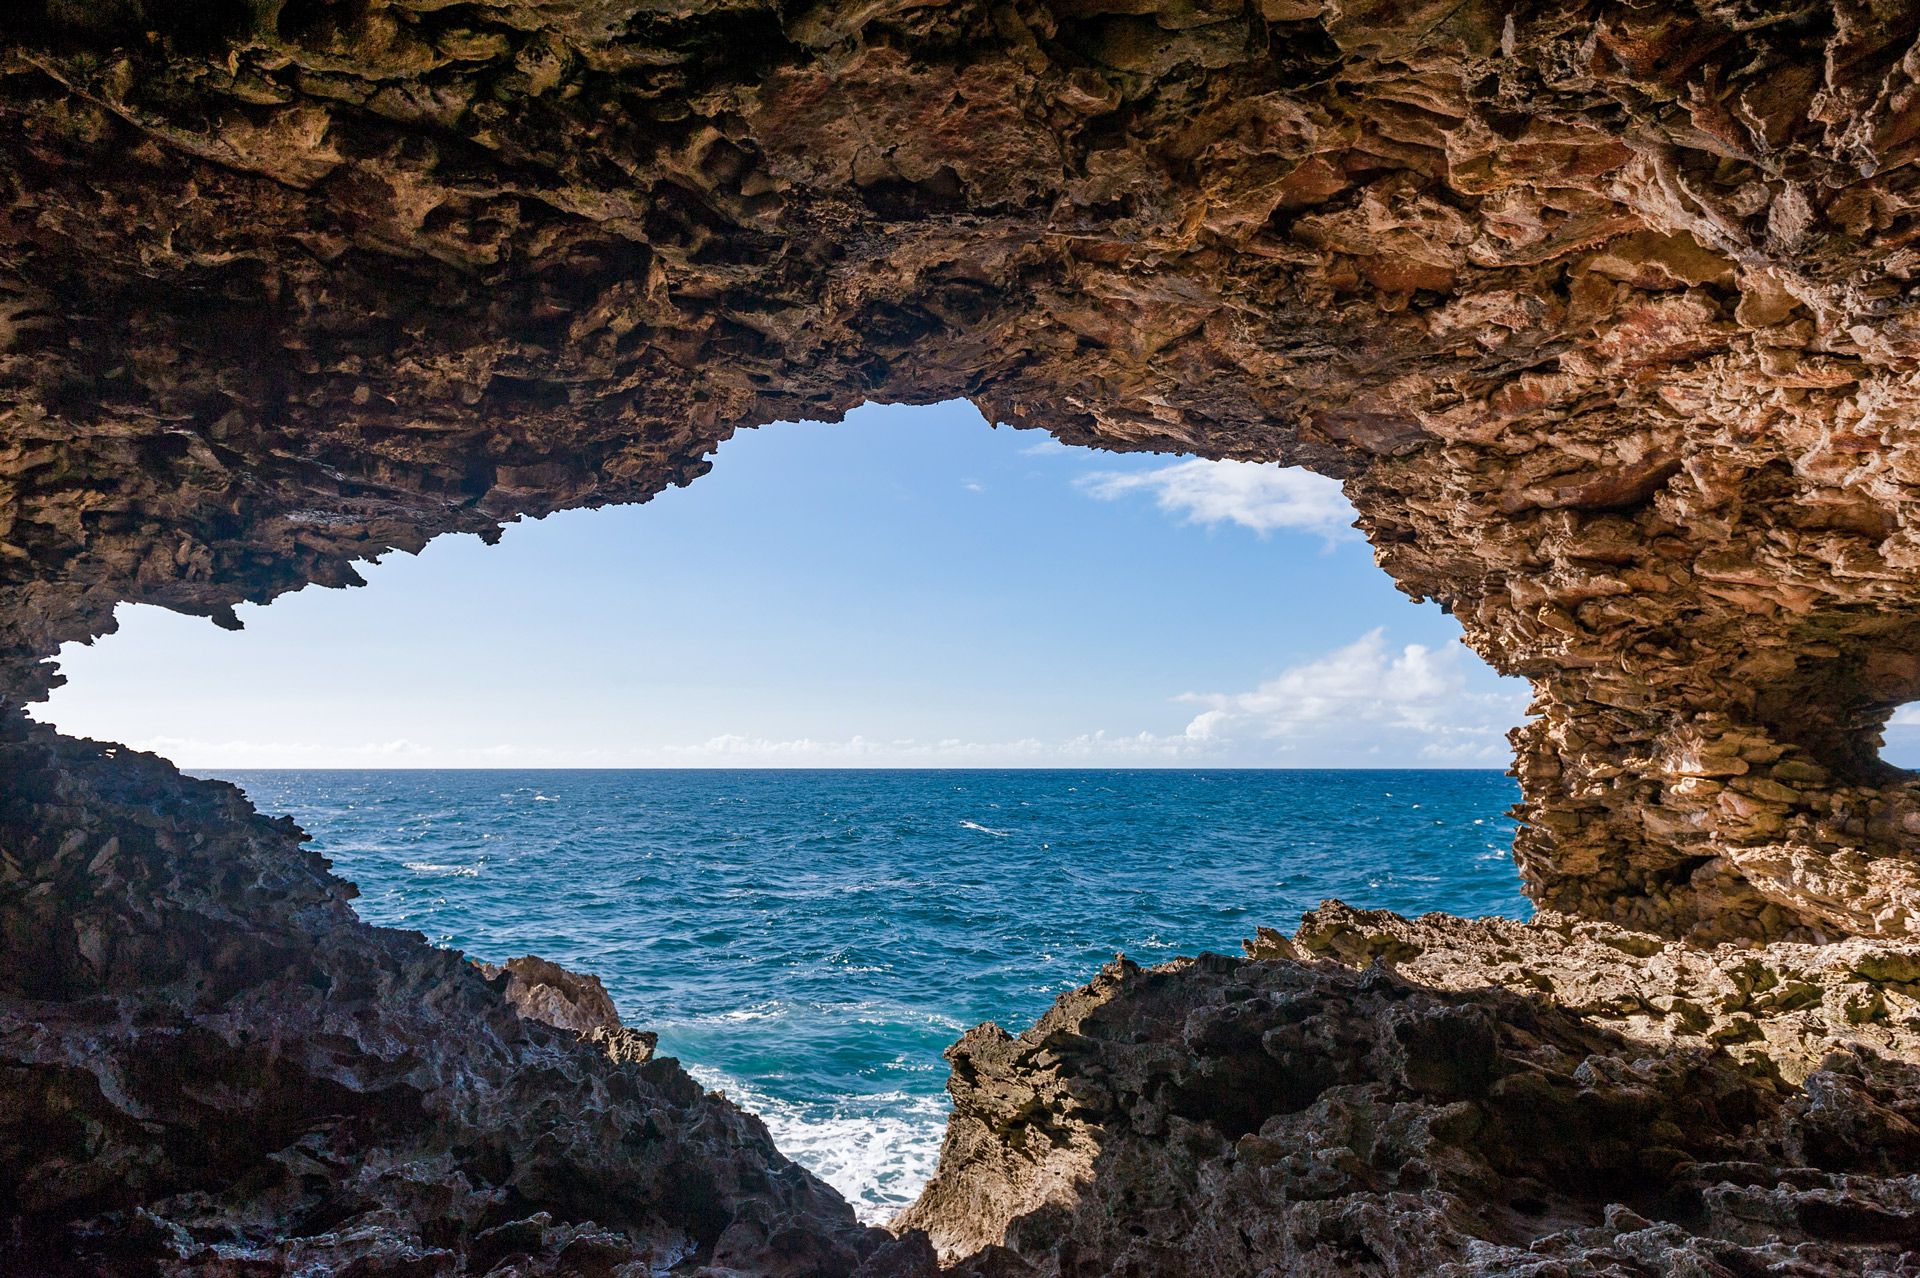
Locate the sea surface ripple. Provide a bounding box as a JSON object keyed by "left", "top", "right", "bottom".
{"left": 215, "top": 768, "right": 1528, "bottom": 1222}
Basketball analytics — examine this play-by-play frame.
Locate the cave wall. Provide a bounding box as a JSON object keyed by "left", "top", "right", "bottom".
{"left": 5, "top": 0, "right": 1920, "bottom": 940}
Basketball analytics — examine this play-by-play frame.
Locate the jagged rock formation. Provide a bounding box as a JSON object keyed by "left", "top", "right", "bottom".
{"left": 903, "top": 902, "right": 1920, "bottom": 1275}
{"left": 0, "top": 719, "right": 889, "bottom": 1275}
{"left": 477, "top": 953, "right": 644, "bottom": 1040}
{"left": 7, "top": 0, "right": 1920, "bottom": 1274}
{"left": 3, "top": 0, "right": 1920, "bottom": 939}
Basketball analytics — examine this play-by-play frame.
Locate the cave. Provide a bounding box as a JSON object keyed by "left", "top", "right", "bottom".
{"left": 6, "top": 1, "right": 1920, "bottom": 1274}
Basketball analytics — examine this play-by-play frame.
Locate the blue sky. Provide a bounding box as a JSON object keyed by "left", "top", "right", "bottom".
{"left": 38, "top": 399, "right": 1544, "bottom": 768}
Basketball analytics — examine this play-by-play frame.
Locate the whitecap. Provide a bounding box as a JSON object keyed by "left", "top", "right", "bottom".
{"left": 401, "top": 861, "right": 481, "bottom": 877}
{"left": 661, "top": 1000, "right": 790, "bottom": 1027}
{"left": 690, "top": 1067, "right": 948, "bottom": 1224}
{"left": 846, "top": 1003, "right": 968, "bottom": 1033}
{"left": 959, "top": 820, "right": 1011, "bottom": 838}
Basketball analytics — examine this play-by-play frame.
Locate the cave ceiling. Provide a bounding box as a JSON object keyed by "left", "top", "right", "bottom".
{"left": 5, "top": 1, "right": 1920, "bottom": 938}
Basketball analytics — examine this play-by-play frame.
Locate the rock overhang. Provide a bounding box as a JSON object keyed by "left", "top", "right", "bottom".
{"left": 8, "top": 4, "right": 1920, "bottom": 1271}
{"left": 3, "top": 5, "right": 1920, "bottom": 932}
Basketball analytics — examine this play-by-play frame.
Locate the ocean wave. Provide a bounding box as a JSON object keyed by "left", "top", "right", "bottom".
{"left": 849, "top": 1004, "right": 968, "bottom": 1033}
{"left": 691, "top": 1066, "right": 949, "bottom": 1224}
{"left": 672, "top": 1001, "right": 789, "bottom": 1025}
{"left": 658, "top": 999, "right": 967, "bottom": 1035}
{"left": 401, "top": 861, "right": 482, "bottom": 877}
{"left": 959, "top": 820, "right": 1011, "bottom": 837}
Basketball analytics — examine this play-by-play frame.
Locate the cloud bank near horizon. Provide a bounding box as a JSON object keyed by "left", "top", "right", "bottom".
{"left": 124, "top": 629, "right": 1526, "bottom": 770}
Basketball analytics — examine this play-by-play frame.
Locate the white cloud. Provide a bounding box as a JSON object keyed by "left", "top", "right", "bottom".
{"left": 135, "top": 730, "right": 1205, "bottom": 771}
{"left": 127, "top": 736, "right": 439, "bottom": 769}
{"left": 1019, "top": 437, "right": 1070, "bottom": 457}
{"left": 1176, "top": 630, "right": 1524, "bottom": 764}
{"left": 1077, "top": 459, "right": 1355, "bottom": 540}
{"left": 1891, "top": 704, "right": 1920, "bottom": 727}
{"left": 652, "top": 731, "right": 1200, "bottom": 766}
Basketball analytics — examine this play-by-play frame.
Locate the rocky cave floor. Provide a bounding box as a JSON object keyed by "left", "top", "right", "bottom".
{"left": 5, "top": 718, "right": 1919, "bottom": 1277}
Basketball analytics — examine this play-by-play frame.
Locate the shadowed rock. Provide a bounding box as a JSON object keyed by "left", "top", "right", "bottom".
{"left": 5, "top": 1, "right": 1920, "bottom": 1273}
{"left": 0, "top": 719, "right": 884, "bottom": 1275}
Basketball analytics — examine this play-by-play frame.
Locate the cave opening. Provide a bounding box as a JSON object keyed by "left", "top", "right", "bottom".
{"left": 1889, "top": 707, "right": 1920, "bottom": 772}
{"left": 31, "top": 398, "right": 1531, "bottom": 1218}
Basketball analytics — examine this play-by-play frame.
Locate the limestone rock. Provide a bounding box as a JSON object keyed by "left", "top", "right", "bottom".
{"left": 903, "top": 903, "right": 1920, "bottom": 1276}
{"left": 478, "top": 954, "right": 624, "bottom": 1033}
{"left": 7, "top": 3, "right": 1920, "bottom": 1274}
{"left": 4, "top": 1, "right": 1920, "bottom": 937}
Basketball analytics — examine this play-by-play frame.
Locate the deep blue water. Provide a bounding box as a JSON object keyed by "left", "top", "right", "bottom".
{"left": 213, "top": 769, "right": 1528, "bottom": 1220}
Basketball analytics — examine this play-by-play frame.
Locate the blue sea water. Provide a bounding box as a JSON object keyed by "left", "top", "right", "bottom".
{"left": 212, "top": 768, "right": 1528, "bottom": 1221}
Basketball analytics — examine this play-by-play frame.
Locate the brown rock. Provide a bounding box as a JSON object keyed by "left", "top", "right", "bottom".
{"left": 902, "top": 903, "right": 1920, "bottom": 1276}
{"left": 5, "top": 0, "right": 1920, "bottom": 940}
{"left": 6, "top": 3, "right": 1920, "bottom": 1274}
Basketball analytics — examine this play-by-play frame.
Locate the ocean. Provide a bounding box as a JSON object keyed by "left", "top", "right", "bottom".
{"left": 213, "top": 768, "right": 1529, "bottom": 1222}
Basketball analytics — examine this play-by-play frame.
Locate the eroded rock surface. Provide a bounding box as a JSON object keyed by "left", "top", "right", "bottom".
{"left": 4, "top": 0, "right": 1920, "bottom": 936}
{"left": 6, "top": 2, "right": 1920, "bottom": 1275}
{"left": 477, "top": 953, "right": 647, "bottom": 1044}
{"left": 902, "top": 902, "right": 1920, "bottom": 1275}
{"left": 0, "top": 719, "right": 885, "bottom": 1275}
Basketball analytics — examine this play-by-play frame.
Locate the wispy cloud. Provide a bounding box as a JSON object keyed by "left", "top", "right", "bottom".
{"left": 128, "top": 736, "right": 442, "bottom": 769}
{"left": 1077, "top": 459, "right": 1355, "bottom": 540}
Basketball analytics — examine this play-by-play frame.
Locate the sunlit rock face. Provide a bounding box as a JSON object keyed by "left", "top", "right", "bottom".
{"left": 904, "top": 904, "right": 1920, "bottom": 1274}
{"left": 5, "top": 0, "right": 1920, "bottom": 939}
{"left": 8, "top": 1, "right": 1920, "bottom": 1273}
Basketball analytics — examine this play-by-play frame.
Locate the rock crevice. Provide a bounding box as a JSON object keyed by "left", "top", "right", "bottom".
{"left": 7, "top": 0, "right": 1920, "bottom": 1272}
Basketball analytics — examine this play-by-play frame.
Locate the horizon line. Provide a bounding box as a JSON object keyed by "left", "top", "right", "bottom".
{"left": 186, "top": 763, "right": 1516, "bottom": 773}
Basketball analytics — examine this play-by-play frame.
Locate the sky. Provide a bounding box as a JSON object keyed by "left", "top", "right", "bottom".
{"left": 37, "top": 399, "right": 1545, "bottom": 769}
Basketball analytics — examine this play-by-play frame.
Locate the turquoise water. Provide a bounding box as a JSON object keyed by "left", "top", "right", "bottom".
{"left": 214, "top": 769, "right": 1528, "bottom": 1220}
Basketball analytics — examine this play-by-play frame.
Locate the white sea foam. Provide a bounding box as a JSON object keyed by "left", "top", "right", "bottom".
{"left": 959, "top": 820, "right": 1011, "bottom": 837}
{"left": 691, "top": 1066, "right": 949, "bottom": 1224}
{"left": 705, "top": 1002, "right": 788, "bottom": 1024}
{"left": 401, "top": 861, "right": 482, "bottom": 877}
{"left": 662, "top": 999, "right": 966, "bottom": 1035}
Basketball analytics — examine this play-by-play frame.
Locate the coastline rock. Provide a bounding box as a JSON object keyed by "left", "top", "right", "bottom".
{"left": 0, "top": 719, "right": 882, "bottom": 1275}
{"left": 5, "top": 3, "right": 1920, "bottom": 1274}
{"left": 902, "top": 903, "right": 1920, "bottom": 1275}
{"left": 478, "top": 953, "right": 643, "bottom": 1041}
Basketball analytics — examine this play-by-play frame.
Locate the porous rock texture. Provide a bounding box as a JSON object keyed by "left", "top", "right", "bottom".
{"left": 5, "top": 0, "right": 1920, "bottom": 941}
{"left": 476, "top": 953, "right": 641, "bottom": 1040}
{"left": 903, "top": 902, "right": 1920, "bottom": 1275}
{"left": 0, "top": 718, "right": 895, "bottom": 1275}
{"left": 6, "top": 0, "right": 1920, "bottom": 1273}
